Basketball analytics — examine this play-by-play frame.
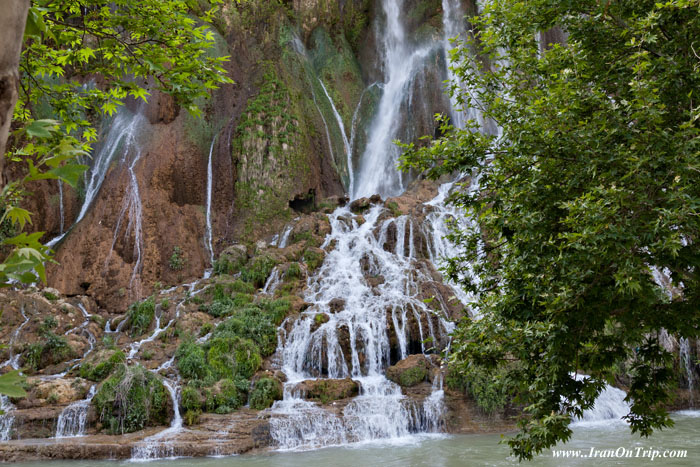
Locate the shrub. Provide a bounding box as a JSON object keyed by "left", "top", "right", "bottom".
{"left": 210, "top": 378, "right": 245, "bottom": 413}
{"left": 248, "top": 377, "right": 282, "bottom": 410}
{"left": 206, "top": 337, "right": 261, "bottom": 380}
{"left": 81, "top": 350, "right": 126, "bottom": 382}
{"left": 285, "top": 263, "right": 301, "bottom": 280}
{"left": 446, "top": 365, "right": 510, "bottom": 415}
{"left": 181, "top": 386, "right": 203, "bottom": 426}
{"left": 127, "top": 297, "right": 155, "bottom": 336}
{"left": 240, "top": 255, "right": 276, "bottom": 288}
{"left": 176, "top": 339, "right": 211, "bottom": 381}
{"left": 169, "top": 246, "right": 187, "bottom": 271}
{"left": 93, "top": 365, "right": 169, "bottom": 434}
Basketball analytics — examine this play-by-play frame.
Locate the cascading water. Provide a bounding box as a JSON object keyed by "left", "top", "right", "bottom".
{"left": 680, "top": 338, "right": 695, "bottom": 406}
{"left": 105, "top": 112, "right": 148, "bottom": 295}
{"left": 1, "top": 305, "right": 30, "bottom": 370}
{"left": 47, "top": 109, "right": 144, "bottom": 248}
{"left": 55, "top": 386, "right": 97, "bottom": 438}
{"left": 0, "top": 396, "right": 15, "bottom": 441}
{"left": 353, "top": 0, "right": 436, "bottom": 199}
{"left": 317, "top": 79, "right": 354, "bottom": 196}
{"left": 58, "top": 180, "right": 65, "bottom": 234}
{"left": 269, "top": 204, "right": 456, "bottom": 449}
{"left": 205, "top": 136, "right": 217, "bottom": 266}
{"left": 570, "top": 374, "right": 631, "bottom": 426}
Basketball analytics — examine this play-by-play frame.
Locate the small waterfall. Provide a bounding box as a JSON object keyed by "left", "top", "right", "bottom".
{"left": 55, "top": 385, "right": 97, "bottom": 438}
{"left": 0, "top": 396, "right": 14, "bottom": 441}
{"left": 680, "top": 338, "right": 695, "bottom": 406}
{"left": 47, "top": 109, "right": 144, "bottom": 248}
{"left": 277, "top": 225, "right": 294, "bottom": 249}
{"left": 1, "top": 305, "right": 30, "bottom": 370}
{"left": 205, "top": 136, "right": 217, "bottom": 266}
{"left": 131, "top": 379, "right": 183, "bottom": 460}
{"left": 263, "top": 267, "right": 282, "bottom": 295}
{"left": 353, "top": 0, "right": 435, "bottom": 199}
{"left": 318, "top": 79, "right": 354, "bottom": 196}
{"left": 58, "top": 180, "right": 65, "bottom": 234}
{"left": 571, "top": 374, "right": 631, "bottom": 426}
{"left": 105, "top": 112, "right": 148, "bottom": 295}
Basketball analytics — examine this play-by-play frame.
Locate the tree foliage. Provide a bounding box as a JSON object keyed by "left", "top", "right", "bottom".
{"left": 401, "top": 0, "right": 700, "bottom": 460}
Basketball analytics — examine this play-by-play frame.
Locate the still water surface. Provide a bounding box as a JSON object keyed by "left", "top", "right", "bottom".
{"left": 15, "top": 411, "right": 700, "bottom": 466}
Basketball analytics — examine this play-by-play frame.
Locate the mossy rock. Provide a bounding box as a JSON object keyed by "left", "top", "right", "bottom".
{"left": 79, "top": 350, "right": 126, "bottom": 382}
{"left": 294, "top": 378, "right": 359, "bottom": 403}
{"left": 214, "top": 245, "right": 248, "bottom": 276}
{"left": 386, "top": 354, "right": 430, "bottom": 387}
{"left": 93, "top": 364, "right": 171, "bottom": 434}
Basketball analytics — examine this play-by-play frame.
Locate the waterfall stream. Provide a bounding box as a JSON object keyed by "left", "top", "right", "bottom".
{"left": 55, "top": 386, "right": 97, "bottom": 438}
{"left": 47, "top": 109, "right": 144, "bottom": 248}
{"left": 205, "top": 136, "right": 217, "bottom": 266}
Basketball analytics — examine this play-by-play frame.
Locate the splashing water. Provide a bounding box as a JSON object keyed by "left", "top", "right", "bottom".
{"left": 1, "top": 305, "right": 30, "bottom": 370}
{"left": 131, "top": 379, "right": 183, "bottom": 461}
{"left": 269, "top": 204, "right": 453, "bottom": 449}
{"left": 55, "top": 385, "right": 97, "bottom": 438}
{"left": 0, "top": 396, "right": 14, "bottom": 441}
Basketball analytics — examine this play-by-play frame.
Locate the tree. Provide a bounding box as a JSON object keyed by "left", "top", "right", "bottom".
{"left": 1, "top": 0, "right": 232, "bottom": 285}
{"left": 401, "top": 0, "right": 700, "bottom": 460}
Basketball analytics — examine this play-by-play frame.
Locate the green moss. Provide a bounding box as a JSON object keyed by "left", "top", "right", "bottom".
{"left": 398, "top": 366, "right": 428, "bottom": 387}
{"left": 93, "top": 364, "right": 169, "bottom": 434}
{"left": 386, "top": 201, "right": 403, "bottom": 217}
{"left": 127, "top": 296, "right": 155, "bottom": 336}
{"left": 249, "top": 377, "right": 283, "bottom": 410}
{"left": 446, "top": 365, "right": 510, "bottom": 414}
{"left": 42, "top": 291, "right": 59, "bottom": 301}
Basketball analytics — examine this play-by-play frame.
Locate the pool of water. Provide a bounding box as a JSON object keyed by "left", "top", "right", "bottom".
{"left": 15, "top": 411, "right": 700, "bottom": 466}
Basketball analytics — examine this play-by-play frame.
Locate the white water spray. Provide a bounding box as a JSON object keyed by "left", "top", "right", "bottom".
{"left": 55, "top": 385, "right": 97, "bottom": 438}
{"left": 205, "top": 136, "right": 217, "bottom": 266}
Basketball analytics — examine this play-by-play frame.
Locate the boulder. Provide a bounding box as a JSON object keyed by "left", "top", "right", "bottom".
{"left": 293, "top": 378, "right": 360, "bottom": 402}
{"left": 386, "top": 354, "right": 430, "bottom": 387}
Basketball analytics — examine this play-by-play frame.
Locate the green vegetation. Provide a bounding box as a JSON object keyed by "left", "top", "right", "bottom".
{"left": 249, "top": 377, "right": 282, "bottom": 410}
{"left": 285, "top": 263, "right": 301, "bottom": 280}
{"left": 401, "top": 0, "right": 700, "bottom": 460}
{"left": 42, "top": 291, "right": 58, "bottom": 301}
{"left": 169, "top": 246, "right": 187, "bottom": 271}
{"left": 174, "top": 294, "right": 290, "bottom": 415}
{"left": 126, "top": 297, "right": 155, "bottom": 336}
{"left": 385, "top": 201, "right": 402, "bottom": 218}
{"left": 80, "top": 351, "right": 126, "bottom": 382}
{"left": 23, "top": 318, "right": 73, "bottom": 371}
{"left": 303, "top": 249, "right": 323, "bottom": 272}
{"left": 93, "top": 364, "right": 169, "bottom": 434}
{"left": 240, "top": 255, "right": 277, "bottom": 288}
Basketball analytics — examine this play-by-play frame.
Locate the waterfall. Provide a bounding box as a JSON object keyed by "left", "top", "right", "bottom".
{"left": 58, "top": 180, "right": 65, "bottom": 234}
{"left": 105, "top": 113, "right": 148, "bottom": 295}
{"left": 1, "top": 305, "right": 30, "bottom": 370}
{"left": 55, "top": 385, "right": 97, "bottom": 438}
{"left": 47, "top": 109, "right": 144, "bottom": 248}
{"left": 353, "top": 0, "right": 435, "bottom": 199}
{"left": 318, "top": 79, "right": 354, "bottom": 196}
{"left": 680, "top": 338, "right": 695, "bottom": 406}
{"left": 570, "top": 374, "right": 631, "bottom": 426}
{"left": 0, "top": 396, "right": 14, "bottom": 441}
{"left": 205, "top": 136, "right": 217, "bottom": 266}
{"left": 131, "top": 379, "right": 183, "bottom": 460}
{"left": 269, "top": 204, "right": 454, "bottom": 449}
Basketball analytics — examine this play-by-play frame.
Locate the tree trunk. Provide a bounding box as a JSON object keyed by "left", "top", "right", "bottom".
{"left": 0, "top": 0, "right": 30, "bottom": 188}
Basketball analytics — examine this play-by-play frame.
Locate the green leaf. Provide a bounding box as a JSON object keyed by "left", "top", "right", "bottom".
{"left": 0, "top": 371, "right": 27, "bottom": 398}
